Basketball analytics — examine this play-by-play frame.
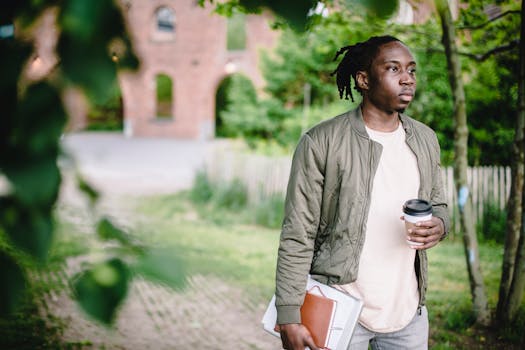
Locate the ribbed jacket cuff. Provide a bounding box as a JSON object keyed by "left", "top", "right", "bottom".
{"left": 276, "top": 305, "right": 301, "bottom": 324}
{"left": 432, "top": 207, "right": 450, "bottom": 238}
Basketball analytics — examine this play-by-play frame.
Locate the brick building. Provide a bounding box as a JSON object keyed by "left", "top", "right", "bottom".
{"left": 117, "top": 0, "right": 448, "bottom": 139}
{"left": 118, "top": 0, "right": 279, "bottom": 139}
{"left": 24, "top": 0, "right": 448, "bottom": 139}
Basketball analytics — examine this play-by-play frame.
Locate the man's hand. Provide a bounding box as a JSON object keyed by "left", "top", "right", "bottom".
{"left": 278, "top": 323, "right": 320, "bottom": 350}
{"left": 404, "top": 216, "right": 445, "bottom": 250}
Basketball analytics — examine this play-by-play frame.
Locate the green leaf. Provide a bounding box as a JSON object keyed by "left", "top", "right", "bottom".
{"left": 77, "top": 175, "right": 100, "bottom": 205}
{"left": 132, "top": 248, "right": 186, "bottom": 290}
{"left": 239, "top": 0, "right": 314, "bottom": 30}
{"left": 352, "top": 0, "right": 399, "bottom": 19}
{"left": 73, "top": 258, "right": 130, "bottom": 325}
{"left": 3, "top": 157, "right": 61, "bottom": 207}
{"left": 2, "top": 82, "right": 65, "bottom": 207}
{"left": 96, "top": 217, "right": 130, "bottom": 246}
{"left": 57, "top": 0, "right": 139, "bottom": 102}
{"left": 13, "top": 82, "right": 67, "bottom": 155}
{"left": 0, "top": 252, "right": 27, "bottom": 316}
{"left": 58, "top": 34, "right": 117, "bottom": 103}
{"left": 0, "top": 197, "right": 54, "bottom": 261}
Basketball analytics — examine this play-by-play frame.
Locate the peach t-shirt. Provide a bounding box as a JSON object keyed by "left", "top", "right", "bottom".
{"left": 338, "top": 123, "right": 420, "bottom": 333}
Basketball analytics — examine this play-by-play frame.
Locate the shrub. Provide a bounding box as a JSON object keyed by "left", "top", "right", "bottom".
{"left": 254, "top": 193, "right": 285, "bottom": 229}
{"left": 190, "top": 170, "right": 214, "bottom": 204}
{"left": 86, "top": 82, "right": 123, "bottom": 131}
{"left": 444, "top": 302, "right": 476, "bottom": 330}
{"left": 212, "top": 179, "right": 248, "bottom": 211}
{"left": 477, "top": 201, "right": 507, "bottom": 244}
{"left": 189, "top": 171, "right": 286, "bottom": 229}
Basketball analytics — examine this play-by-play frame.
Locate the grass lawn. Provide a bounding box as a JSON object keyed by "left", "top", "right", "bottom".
{"left": 135, "top": 192, "right": 525, "bottom": 349}
{"left": 426, "top": 239, "right": 524, "bottom": 348}
{"left": 134, "top": 192, "right": 280, "bottom": 303}
{"left": 3, "top": 190, "right": 523, "bottom": 349}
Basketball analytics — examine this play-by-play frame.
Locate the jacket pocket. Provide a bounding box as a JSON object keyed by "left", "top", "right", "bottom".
{"left": 311, "top": 238, "right": 331, "bottom": 271}
{"left": 329, "top": 234, "right": 350, "bottom": 267}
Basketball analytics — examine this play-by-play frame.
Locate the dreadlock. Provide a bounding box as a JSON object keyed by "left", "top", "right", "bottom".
{"left": 331, "top": 35, "right": 401, "bottom": 102}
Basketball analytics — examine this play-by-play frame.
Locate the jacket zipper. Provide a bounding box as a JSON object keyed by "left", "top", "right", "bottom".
{"left": 349, "top": 139, "right": 375, "bottom": 281}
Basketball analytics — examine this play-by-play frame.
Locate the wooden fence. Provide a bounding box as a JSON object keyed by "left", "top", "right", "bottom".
{"left": 442, "top": 166, "right": 511, "bottom": 234}
{"left": 205, "top": 148, "right": 511, "bottom": 234}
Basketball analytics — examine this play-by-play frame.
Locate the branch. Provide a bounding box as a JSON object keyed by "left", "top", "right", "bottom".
{"left": 426, "top": 39, "right": 519, "bottom": 61}
{"left": 457, "top": 10, "right": 520, "bottom": 30}
{"left": 460, "top": 39, "right": 519, "bottom": 61}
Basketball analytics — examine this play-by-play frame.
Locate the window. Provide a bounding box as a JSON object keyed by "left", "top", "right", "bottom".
{"left": 156, "top": 7, "right": 175, "bottom": 32}
{"left": 156, "top": 74, "right": 173, "bottom": 119}
{"left": 227, "top": 12, "right": 246, "bottom": 51}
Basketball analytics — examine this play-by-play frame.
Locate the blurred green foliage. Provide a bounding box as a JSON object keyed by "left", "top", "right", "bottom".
{"left": 190, "top": 170, "right": 284, "bottom": 229}
{"left": 193, "top": 173, "right": 249, "bottom": 211}
{"left": 227, "top": 10, "right": 246, "bottom": 50}
{"left": 156, "top": 73, "right": 173, "bottom": 118}
{"left": 254, "top": 193, "right": 285, "bottom": 229}
{"left": 190, "top": 170, "right": 215, "bottom": 203}
{"left": 213, "top": 178, "right": 249, "bottom": 210}
{"left": 73, "top": 258, "right": 131, "bottom": 324}
{"left": 216, "top": 74, "right": 271, "bottom": 138}
{"left": 87, "top": 81, "right": 123, "bottom": 131}
{"left": 215, "top": 0, "right": 519, "bottom": 166}
{"left": 459, "top": 0, "right": 520, "bottom": 166}
{"left": 200, "top": 0, "right": 400, "bottom": 30}
{"left": 0, "top": 0, "right": 185, "bottom": 329}
{"left": 477, "top": 201, "right": 508, "bottom": 244}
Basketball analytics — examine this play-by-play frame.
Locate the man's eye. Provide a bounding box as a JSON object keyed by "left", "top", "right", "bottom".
{"left": 388, "top": 66, "right": 398, "bottom": 72}
{"left": 409, "top": 68, "right": 417, "bottom": 74}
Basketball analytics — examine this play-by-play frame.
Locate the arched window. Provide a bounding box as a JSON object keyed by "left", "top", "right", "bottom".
{"left": 156, "top": 74, "right": 173, "bottom": 119}
{"left": 156, "top": 7, "right": 175, "bottom": 32}
{"left": 227, "top": 11, "right": 246, "bottom": 51}
{"left": 215, "top": 74, "right": 256, "bottom": 137}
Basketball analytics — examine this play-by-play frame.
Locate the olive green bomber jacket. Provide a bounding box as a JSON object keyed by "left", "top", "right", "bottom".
{"left": 275, "top": 107, "right": 450, "bottom": 325}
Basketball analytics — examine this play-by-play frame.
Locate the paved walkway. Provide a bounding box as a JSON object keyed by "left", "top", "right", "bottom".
{"left": 60, "top": 132, "right": 215, "bottom": 196}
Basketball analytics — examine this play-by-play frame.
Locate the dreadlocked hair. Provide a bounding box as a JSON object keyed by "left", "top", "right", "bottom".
{"left": 331, "top": 35, "right": 401, "bottom": 102}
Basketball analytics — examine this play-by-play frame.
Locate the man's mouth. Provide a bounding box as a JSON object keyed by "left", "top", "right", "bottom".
{"left": 399, "top": 91, "right": 414, "bottom": 102}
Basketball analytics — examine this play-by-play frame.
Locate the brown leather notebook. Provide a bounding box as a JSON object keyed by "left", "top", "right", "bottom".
{"left": 275, "top": 289, "right": 337, "bottom": 348}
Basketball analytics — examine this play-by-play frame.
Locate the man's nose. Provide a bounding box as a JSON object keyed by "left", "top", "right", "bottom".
{"left": 400, "top": 71, "right": 415, "bottom": 85}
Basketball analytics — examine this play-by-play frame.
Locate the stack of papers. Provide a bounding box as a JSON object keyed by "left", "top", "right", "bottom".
{"left": 262, "top": 276, "right": 364, "bottom": 350}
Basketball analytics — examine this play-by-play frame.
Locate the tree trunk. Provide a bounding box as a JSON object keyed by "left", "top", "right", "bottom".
{"left": 497, "top": 0, "right": 525, "bottom": 324}
{"left": 435, "top": 0, "right": 490, "bottom": 326}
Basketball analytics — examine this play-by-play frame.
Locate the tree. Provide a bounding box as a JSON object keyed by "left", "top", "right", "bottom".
{"left": 496, "top": 0, "right": 525, "bottom": 325}
{"left": 456, "top": 1, "right": 520, "bottom": 166}
{"left": 435, "top": 0, "right": 491, "bottom": 326}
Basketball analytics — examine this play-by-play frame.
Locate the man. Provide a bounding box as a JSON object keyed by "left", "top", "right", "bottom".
{"left": 275, "top": 35, "right": 449, "bottom": 350}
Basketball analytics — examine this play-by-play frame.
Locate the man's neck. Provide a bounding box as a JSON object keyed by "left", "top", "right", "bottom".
{"left": 361, "top": 101, "right": 400, "bottom": 132}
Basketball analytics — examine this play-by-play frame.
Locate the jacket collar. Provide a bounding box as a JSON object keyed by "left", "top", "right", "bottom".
{"left": 350, "top": 105, "right": 414, "bottom": 139}
{"left": 399, "top": 113, "right": 414, "bottom": 139}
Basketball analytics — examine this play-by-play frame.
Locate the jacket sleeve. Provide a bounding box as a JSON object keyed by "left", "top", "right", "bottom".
{"left": 430, "top": 134, "right": 450, "bottom": 237}
{"left": 275, "top": 132, "right": 325, "bottom": 324}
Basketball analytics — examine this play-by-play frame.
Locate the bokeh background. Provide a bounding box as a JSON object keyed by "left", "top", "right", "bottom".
{"left": 1, "top": 0, "right": 524, "bottom": 349}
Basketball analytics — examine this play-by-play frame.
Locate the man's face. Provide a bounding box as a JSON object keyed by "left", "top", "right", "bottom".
{"left": 361, "top": 41, "right": 417, "bottom": 113}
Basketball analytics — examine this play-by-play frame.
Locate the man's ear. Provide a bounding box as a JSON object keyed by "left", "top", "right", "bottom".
{"left": 356, "top": 71, "right": 368, "bottom": 91}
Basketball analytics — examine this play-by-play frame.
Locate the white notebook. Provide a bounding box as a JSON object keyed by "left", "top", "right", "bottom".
{"left": 262, "top": 276, "right": 364, "bottom": 350}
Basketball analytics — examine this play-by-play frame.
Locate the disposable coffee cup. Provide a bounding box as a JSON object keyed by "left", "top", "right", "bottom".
{"left": 403, "top": 199, "right": 432, "bottom": 246}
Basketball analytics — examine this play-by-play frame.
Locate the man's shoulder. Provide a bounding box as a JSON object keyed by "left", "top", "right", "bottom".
{"left": 402, "top": 114, "right": 437, "bottom": 138}
{"left": 305, "top": 109, "right": 354, "bottom": 140}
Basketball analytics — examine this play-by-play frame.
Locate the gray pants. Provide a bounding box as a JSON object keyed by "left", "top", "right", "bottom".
{"left": 348, "top": 306, "right": 429, "bottom": 350}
